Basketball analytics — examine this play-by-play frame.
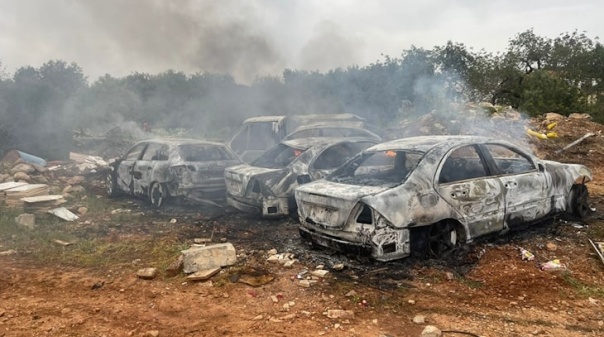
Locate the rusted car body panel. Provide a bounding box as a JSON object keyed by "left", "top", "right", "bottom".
{"left": 109, "top": 139, "right": 241, "bottom": 204}
{"left": 296, "top": 136, "right": 592, "bottom": 261}
{"left": 225, "top": 137, "right": 377, "bottom": 217}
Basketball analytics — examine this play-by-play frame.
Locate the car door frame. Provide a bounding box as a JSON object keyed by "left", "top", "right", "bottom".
{"left": 116, "top": 142, "right": 149, "bottom": 195}
{"left": 477, "top": 143, "right": 550, "bottom": 228}
{"left": 434, "top": 143, "right": 507, "bottom": 239}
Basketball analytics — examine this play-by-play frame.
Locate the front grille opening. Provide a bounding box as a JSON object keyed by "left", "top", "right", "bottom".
{"left": 267, "top": 206, "right": 278, "bottom": 214}
{"left": 305, "top": 217, "right": 317, "bottom": 225}
{"left": 356, "top": 205, "right": 373, "bottom": 224}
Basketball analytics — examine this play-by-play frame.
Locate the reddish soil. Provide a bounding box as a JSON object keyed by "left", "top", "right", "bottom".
{"left": 1, "top": 116, "right": 604, "bottom": 337}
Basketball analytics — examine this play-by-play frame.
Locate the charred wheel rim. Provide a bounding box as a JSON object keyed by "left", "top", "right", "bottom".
{"left": 428, "top": 221, "right": 458, "bottom": 258}
{"left": 571, "top": 184, "right": 589, "bottom": 218}
{"left": 150, "top": 183, "right": 167, "bottom": 208}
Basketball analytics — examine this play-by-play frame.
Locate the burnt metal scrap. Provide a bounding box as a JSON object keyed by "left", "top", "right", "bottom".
{"left": 295, "top": 135, "right": 592, "bottom": 262}
{"left": 107, "top": 138, "right": 241, "bottom": 207}
{"left": 225, "top": 137, "right": 377, "bottom": 217}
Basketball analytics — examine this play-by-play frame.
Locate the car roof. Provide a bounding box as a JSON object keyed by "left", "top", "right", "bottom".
{"left": 367, "top": 135, "right": 501, "bottom": 153}
{"left": 281, "top": 137, "right": 377, "bottom": 150}
{"left": 139, "top": 138, "right": 226, "bottom": 147}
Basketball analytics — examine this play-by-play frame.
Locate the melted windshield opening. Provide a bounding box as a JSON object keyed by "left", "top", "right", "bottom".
{"left": 328, "top": 150, "right": 424, "bottom": 186}
{"left": 252, "top": 144, "right": 305, "bottom": 169}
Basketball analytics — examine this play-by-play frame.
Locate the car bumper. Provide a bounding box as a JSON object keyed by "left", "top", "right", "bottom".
{"left": 299, "top": 224, "right": 411, "bottom": 262}
{"left": 226, "top": 194, "right": 290, "bottom": 217}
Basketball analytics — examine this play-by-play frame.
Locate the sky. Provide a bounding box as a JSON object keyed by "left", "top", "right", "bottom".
{"left": 0, "top": 0, "right": 602, "bottom": 83}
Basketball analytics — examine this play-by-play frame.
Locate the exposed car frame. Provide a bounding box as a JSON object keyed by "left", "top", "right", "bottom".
{"left": 106, "top": 138, "right": 241, "bottom": 207}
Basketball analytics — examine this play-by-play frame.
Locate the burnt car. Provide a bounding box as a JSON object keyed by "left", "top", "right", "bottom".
{"left": 106, "top": 139, "right": 241, "bottom": 207}
{"left": 224, "top": 137, "right": 378, "bottom": 217}
{"left": 282, "top": 124, "right": 382, "bottom": 142}
{"left": 296, "top": 135, "right": 592, "bottom": 261}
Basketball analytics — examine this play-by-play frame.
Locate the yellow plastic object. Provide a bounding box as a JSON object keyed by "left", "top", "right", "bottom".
{"left": 546, "top": 122, "right": 557, "bottom": 130}
{"left": 526, "top": 129, "right": 548, "bottom": 140}
{"left": 546, "top": 131, "right": 558, "bottom": 138}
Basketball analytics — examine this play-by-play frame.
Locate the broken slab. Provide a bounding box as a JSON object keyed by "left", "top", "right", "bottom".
{"left": 182, "top": 243, "right": 237, "bottom": 273}
{"left": 186, "top": 267, "right": 221, "bottom": 281}
{"left": 48, "top": 207, "right": 79, "bottom": 221}
{"left": 165, "top": 255, "right": 184, "bottom": 277}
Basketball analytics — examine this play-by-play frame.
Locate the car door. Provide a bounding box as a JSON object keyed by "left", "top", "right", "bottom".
{"left": 116, "top": 142, "right": 148, "bottom": 194}
{"left": 132, "top": 142, "right": 168, "bottom": 196}
{"left": 480, "top": 144, "right": 549, "bottom": 227}
{"left": 435, "top": 144, "right": 506, "bottom": 238}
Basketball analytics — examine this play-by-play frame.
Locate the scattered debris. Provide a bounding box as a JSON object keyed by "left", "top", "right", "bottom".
{"left": 2, "top": 150, "right": 47, "bottom": 167}
{"left": 519, "top": 247, "right": 535, "bottom": 261}
{"left": 555, "top": 132, "right": 596, "bottom": 154}
{"left": 588, "top": 239, "right": 604, "bottom": 266}
{"left": 326, "top": 310, "right": 355, "bottom": 320}
{"left": 540, "top": 259, "right": 566, "bottom": 271}
{"left": 311, "top": 270, "right": 329, "bottom": 278}
{"left": 53, "top": 239, "right": 74, "bottom": 247}
{"left": 186, "top": 267, "right": 221, "bottom": 281}
{"left": 48, "top": 207, "right": 79, "bottom": 221}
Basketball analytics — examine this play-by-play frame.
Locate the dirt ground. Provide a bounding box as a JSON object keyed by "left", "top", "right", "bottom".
{"left": 1, "top": 115, "right": 604, "bottom": 337}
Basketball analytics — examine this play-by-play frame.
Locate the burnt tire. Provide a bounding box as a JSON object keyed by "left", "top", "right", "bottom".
{"left": 106, "top": 172, "right": 119, "bottom": 197}
{"left": 427, "top": 221, "right": 459, "bottom": 259}
{"left": 569, "top": 184, "right": 589, "bottom": 218}
{"left": 149, "top": 182, "right": 168, "bottom": 208}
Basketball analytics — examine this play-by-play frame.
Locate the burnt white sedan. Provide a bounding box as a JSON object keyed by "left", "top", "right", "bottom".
{"left": 107, "top": 139, "right": 241, "bottom": 207}
{"left": 296, "top": 136, "right": 592, "bottom": 261}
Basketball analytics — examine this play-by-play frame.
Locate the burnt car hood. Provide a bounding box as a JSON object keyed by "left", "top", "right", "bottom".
{"left": 295, "top": 180, "right": 390, "bottom": 226}
{"left": 225, "top": 164, "right": 290, "bottom": 197}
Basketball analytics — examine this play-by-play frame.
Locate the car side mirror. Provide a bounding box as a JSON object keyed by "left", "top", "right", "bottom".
{"left": 297, "top": 174, "right": 311, "bottom": 185}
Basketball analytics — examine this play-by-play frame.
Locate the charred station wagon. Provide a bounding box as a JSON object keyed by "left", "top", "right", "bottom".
{"left": 106, "top": 139, "right": 241, "bottom": 207}
{"left": 296, "top": 135, "right": 592, "bottom": 261}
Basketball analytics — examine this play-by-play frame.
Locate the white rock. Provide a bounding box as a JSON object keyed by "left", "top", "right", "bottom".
{"left": 15, "top": 213, "right": 35, "bottom": 230}
{"left": 326, "top": 310, "right": 355, "bottom": 319}
{"left": 181, "top": 243, "right": 237, "bottom": 273}
{"left": 420, "top": 325, "right": 442, "bottom": 337}
{"left": 413, "top": 314, "right": 426, "bottom": 324}
{"left": 137, "top": 268, "right": 159, "bottom": 280}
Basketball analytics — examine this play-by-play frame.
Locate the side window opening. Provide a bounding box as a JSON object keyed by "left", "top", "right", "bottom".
{"left": 142, "top": 143, "right": 168, "bottom": 161}
{"left": 439, "top": 145, "right": 488, "bottom": 184}
{"left": 125, "top": 143, "right": 147, "bottom": 161}
{"left": 485, "top": 144, "right": 535, "bottom": 175}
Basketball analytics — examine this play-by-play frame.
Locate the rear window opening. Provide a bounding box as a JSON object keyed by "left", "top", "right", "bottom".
{"left": 178, "top": 144, "right": 235, "bottom": 161}
{"left": 329, "top": 150, "right": 424, "bottom": 186}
